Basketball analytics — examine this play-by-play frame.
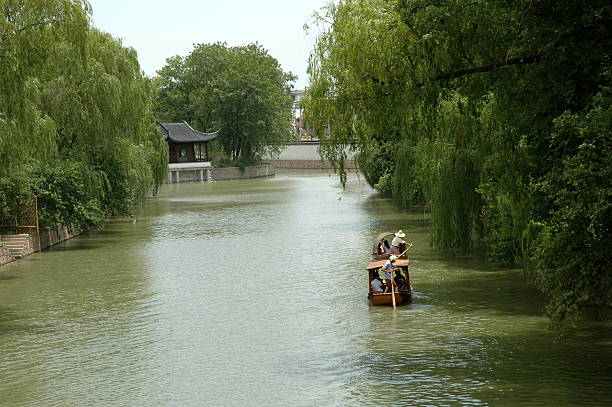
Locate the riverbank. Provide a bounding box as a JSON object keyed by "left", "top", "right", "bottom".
{"left": 0, "top": 225, "right": 82, "bottom": 266}
{"left": 0, "top": 164, "right": 274, "bottom": 267}
{"left": 166, "top": 164, "right": 275, "bottom": 183}
{"left": 212, "top": 164, "right": 274, "bottom": 180}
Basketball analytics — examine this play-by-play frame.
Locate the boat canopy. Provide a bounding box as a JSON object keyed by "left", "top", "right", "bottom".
{"left": 372, "top": 232, "right": 394, "bottom": 255}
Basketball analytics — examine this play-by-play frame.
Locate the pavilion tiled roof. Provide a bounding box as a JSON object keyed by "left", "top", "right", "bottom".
{"left": 156, "top": 121, "right": 220, "bottom": 143}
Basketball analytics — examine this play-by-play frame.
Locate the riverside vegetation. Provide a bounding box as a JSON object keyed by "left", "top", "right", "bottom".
{"left": 0, "top": 1, "right": 166, "bottom": 229}
{"left": 304, "top": 0, "right": 611, "bottom": 325}
{"left": 0, "top": 1, "right": 295, "bottom": 229}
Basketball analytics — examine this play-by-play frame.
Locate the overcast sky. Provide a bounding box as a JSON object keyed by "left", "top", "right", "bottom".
{"left": 87, "top": 0, "right": 330, "bottom": 89}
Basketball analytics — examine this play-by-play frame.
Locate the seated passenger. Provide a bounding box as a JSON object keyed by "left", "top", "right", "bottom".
{"left": 394, "top": 269, "right": 408, "bottom": 291}
{"left": 377, "top": 239, "right": 391, "bottom": 255}
{"left": 370, "top": 272, "right": 384, "bottom": 293}
{"left": 381, "top": 255, "right": 398, "bottom": 292}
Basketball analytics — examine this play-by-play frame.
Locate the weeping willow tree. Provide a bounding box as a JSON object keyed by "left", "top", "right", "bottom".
{"left": 305, "top": 0, "right": 490, "bottom": 250}
{"left": 0, "top": 0, "right": 167, "bottom": 228}
{"left": 0, "top": 0, "right": 90, "bottom": 169}
{"left": 305, "top": 0, "right": 611, "bottom": 324}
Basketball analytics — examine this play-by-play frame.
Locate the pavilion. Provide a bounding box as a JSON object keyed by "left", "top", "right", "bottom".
{"left": 157, "top": 121, "right": 220, "bottom": 183}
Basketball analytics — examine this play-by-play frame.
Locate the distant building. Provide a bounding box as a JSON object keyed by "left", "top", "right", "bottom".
{"left": 292, "top": 89, "right": 304, "bottom": 116}
{"left": 157, "top": 121, "right": 220, "bottom": 183}
{"left": 291, "top": 89, "right": 315, "bottom": 140}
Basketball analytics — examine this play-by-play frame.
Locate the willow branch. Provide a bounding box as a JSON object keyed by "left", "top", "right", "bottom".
{"left": 436, "top": 54, "right": 541, "bottom": 80}
{"left": 18, "top": 19, "right": 65, "bottom": 32}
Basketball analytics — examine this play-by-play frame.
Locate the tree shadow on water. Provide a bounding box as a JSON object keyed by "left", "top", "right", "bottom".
{"left": 359, "top": 325, "right": 612, "bottom": 407}
{"left": 414, "top": 267, "right": 546, "bottom": 319}
{"left": 0, "top": 307, "right": 38, "bottom": 337}
{"left": 42, "top": 241, "right": 117, "bottom": 252}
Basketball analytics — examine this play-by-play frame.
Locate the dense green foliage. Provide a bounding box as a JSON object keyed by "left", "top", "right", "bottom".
{"left": 0, "top": 161, "right": 104, "bottom": 229}
{"left": 305, "top": 0, "right": 611, "bottom": 324}
{"left": 0, "top": 1, "right": 166, "bottom": 229}
{"left": 527, "top": 87, "right": 611, "bottom": 323}
{"left": 154, "top": 42, "right": 296, "bottom": 161}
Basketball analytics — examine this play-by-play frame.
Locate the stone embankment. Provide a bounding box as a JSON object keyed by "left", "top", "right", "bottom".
{"left": 0, "top": 234, "right": 34, "bottom": 260}
{"left": 212, "top": 164, "right": 274, "bottom": 180}
{"left": 0, "top": 225, "right": 81, "bottom": 267}
{"left": 0, "top": 241, "right": 13, "bottom": 265}
{"left": 165, "top": 164, "right": 275, "bottom": 183}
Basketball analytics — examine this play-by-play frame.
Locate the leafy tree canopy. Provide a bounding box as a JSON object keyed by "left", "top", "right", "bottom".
{"left": 305, "top": 0, "right": 611, "bottom": 325}
{"left": 154, "top": 42, "right": 296, "bottom": 161}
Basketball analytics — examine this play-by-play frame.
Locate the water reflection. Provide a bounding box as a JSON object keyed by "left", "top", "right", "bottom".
{"left": 0, "top": 170, "right": 610, "bottom": 406}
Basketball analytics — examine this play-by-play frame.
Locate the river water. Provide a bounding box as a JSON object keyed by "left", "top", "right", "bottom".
{"left": 0, "top": 171, "right": 610, "bottom": 406}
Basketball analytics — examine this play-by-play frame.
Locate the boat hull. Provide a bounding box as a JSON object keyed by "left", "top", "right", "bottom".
{"left": 369, "top": 291, "right": 411, "bottom": 306}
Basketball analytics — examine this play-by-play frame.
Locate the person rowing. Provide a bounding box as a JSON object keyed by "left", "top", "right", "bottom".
{"left": 391, "top": 230, "right": 412, "bottom": 257}
{"left": 381, "top": 255, "right": 398, "bottom": 293}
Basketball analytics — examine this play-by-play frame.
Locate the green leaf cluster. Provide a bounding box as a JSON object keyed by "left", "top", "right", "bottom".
{"left": 153, "top": 42, "right": 296, "bottom": 161}
{"left": 0, "top": 161, "right": 103, "bottom": 229}
{"left": 305, "top": 0, "right": 611, "bottom": 324}
{"left": 527, "top": 86, "right": 612, "bottom": 326}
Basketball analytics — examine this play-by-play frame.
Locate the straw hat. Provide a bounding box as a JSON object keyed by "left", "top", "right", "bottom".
{"left": 389, "top": 255, "right": 398, "bottom": 262}
{"left": 394, "top": 230, "right": 406, "bottom": 238}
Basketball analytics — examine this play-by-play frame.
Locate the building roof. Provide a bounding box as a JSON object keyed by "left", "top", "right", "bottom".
{"left": 157, "top": 121, "right": 220, "bottom": 143}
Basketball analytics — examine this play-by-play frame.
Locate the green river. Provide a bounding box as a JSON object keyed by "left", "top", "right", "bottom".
{"left": 0, "top": 171, "right": 610, "bottom": 406}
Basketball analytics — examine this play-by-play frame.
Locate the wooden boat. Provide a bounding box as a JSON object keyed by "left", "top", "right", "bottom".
{"left": 367, "top": 232, "right": 413, "bottom": 306}
{"left": 372, "top": 231, "right": 409, "bottom": 260}
{"left": 366, "top": 258, "right": 412, "bottom": 305}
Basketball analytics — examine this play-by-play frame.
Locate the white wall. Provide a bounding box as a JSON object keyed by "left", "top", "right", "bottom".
{"left": 264, "top": 142, "right": 356, "bottom": 161}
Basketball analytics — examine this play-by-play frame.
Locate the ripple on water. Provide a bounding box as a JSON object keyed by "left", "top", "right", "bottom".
{"left": 0, "top": 172, "right": 610, "bottom": 407}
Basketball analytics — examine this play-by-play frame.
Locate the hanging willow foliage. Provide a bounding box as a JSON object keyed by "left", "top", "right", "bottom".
{"left": 0, "top": 0, "right": 167, "bottom": 226}
{"left": 305, "top": 0, "right": 611, "bottom": 324}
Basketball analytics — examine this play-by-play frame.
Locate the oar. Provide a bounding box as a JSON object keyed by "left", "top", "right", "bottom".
{"left": 389, "top": 243, "right": 413, "bottom": 311}
{"left": 390, "top": 268, "right": 397, "bottom": 311}
{"left": 396, "top": 242, "right": 413, "bottom": 259}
